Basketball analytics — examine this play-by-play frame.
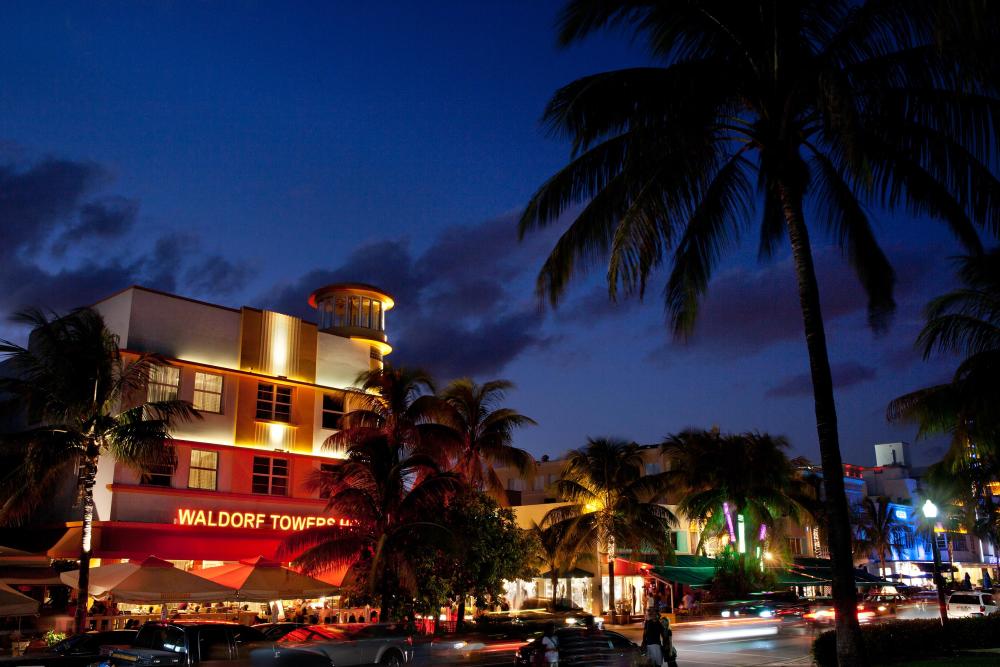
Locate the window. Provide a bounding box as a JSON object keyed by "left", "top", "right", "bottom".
{"left": 786, "top": 537, "right": 804, "bottom": 556}
{"left": 147, "top": 365, "right": 180, "bottom": 402}
{"left": 188, "top": 450, "right": 218, "bottom": 490}
{"left": 256, "top": 383, "right": 292, "bottom": 422}
{"left": 951, "top": 534, "right": 969, "bottom": 552}
{"left": 253, "top": 456, "right": 289, "bottom": 496}
{"left": 140, "top": 463, "right": 174, "bottom": 487}
{"left": 372, "top": 301, "right": 383, "bottom": 331}
{"left": 193, "top": 372, "right": 223, "bottom": 413}
{"left": 645, "top": 462, "right": 661, "bottom": 475}
{"left": 322, "top": 394, "right": 345, "bottom": 430}
{"left": 507, "top": 477, "right": 524, "bottom": 491}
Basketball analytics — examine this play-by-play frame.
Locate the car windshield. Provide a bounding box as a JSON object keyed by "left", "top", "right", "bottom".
{"left": 50, "top": 634, "right": 91, "bottom": 653}
{"left": 133, "top": 625, "right": 187, "bottom": 653}
{"left": 949, "top": 594, "right": 977, "bottom": 604}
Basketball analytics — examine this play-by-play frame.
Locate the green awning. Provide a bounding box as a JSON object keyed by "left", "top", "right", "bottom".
{"left": 650, "top": 565, "right": 716, "bottom": 587}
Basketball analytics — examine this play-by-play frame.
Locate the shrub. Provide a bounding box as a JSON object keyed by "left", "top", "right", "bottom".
{"left": 812, "top": 615, "right": 1000, "bottom": 666}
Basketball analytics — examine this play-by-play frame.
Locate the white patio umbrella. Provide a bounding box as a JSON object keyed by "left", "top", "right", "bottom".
{"left": 193, "top": 556, "right": 339, "bottom": 601}
{"left": 60, "top": 555, "right": 235, "bottom": 602}
{"left": 0, "top": 582, "right": 39, "bottom": 616}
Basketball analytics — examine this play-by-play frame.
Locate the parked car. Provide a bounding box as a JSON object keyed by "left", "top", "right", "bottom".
{"left": 102, "top": 621, "right": 266, "bottom": 666}
{"left": 249, "top": 623, "right": 412, "bottom": 667}
{"left": 0, "top": 630, "right": 136, "bottom": 667}
{"left": 946, "top": 591, "right": 998, "bottom": 617}
{"left": 513, "top": 627, "right": 652, "bottom": 666}
{"left": 250, "top": 623, "right": 304, "bottom": 641}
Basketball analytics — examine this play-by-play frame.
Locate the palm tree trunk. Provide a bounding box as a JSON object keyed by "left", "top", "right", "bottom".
{"left": 781, "top": 187, "right": 867, "bottom": 667}
{"left": 607, "top": 556, "right": 616, "bottom": 620}
{"left": 74, "top": 456, "right": 98, "bottom": 635}
{"left": 456, "top": 596, "right": 466, "bottom": 633}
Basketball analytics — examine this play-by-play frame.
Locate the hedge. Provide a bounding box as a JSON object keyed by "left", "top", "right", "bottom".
{"left": 812, "top": 615, "right": 1000, "bottom": 666}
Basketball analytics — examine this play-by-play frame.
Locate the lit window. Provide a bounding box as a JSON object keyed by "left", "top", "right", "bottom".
{"left": 645, "top": 462, "right": 661, "bottom": 475}
{"left": 322, "top": 394, "right": 345, "bottom": 430}
{"left": 360, "top": 297, "right": 371, "bottom": 328}
{"left": 256, "top": 383, "right": 292, "bottom": 422}
{"left": 141, "top": 463, "right": 174, "bottom": 487}
{"left": 147, "top": 365, "right": 180, "bottom": 403}
{"left": 188, "top": 450, "right": 218, "bottom": 490}
{"left": 507, "top": 478, "right": 524, "bottom": 491}
{"left": 252, "top": 456, "right": 289, "bottom": 496}
{"left": 786, "top": 537, "right": 804, "bottom": 556}
{"left": 372, "top": 301, "right": 382, "bottom": 331}
{"left": 193, "top": 372, "right": 223, "bottom": 413}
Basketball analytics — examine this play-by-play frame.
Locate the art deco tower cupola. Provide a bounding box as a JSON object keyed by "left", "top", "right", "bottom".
{"left": 308, "top": 283, "right": 394, "bottom": 368}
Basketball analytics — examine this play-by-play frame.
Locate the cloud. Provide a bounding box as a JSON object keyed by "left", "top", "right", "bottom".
{"left": 183, "top": 254, "right": 254, "bottom": 296}
{"left": 639, "top": 244, "right": 944, "bottom": 362}
{"left": 261, "top": 214, "right": 553, "bottom": 378}
{"left": 52, "top": 196, "right": 138, "bottom": 255}
{"left": 0, "top": 155, "right": 258, "bottom": 333}
{"left": 766, "top": 361, "right": 877, "bottom": 398}
{"left": 0, "top": 158, "right": 110, "bottom": 258}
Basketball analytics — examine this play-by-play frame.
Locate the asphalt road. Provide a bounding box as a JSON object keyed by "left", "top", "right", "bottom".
{"left": 412, "top": 622, "right": 817, "bottom": 666}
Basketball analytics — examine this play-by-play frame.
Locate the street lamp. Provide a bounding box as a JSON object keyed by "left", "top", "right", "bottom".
{"left": 922, "top": 499, "right": 948, "bottom": 626}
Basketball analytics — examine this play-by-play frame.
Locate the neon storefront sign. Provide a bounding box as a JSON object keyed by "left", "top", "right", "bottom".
{"left": 176, "top": 508, "right": 350, "bottom": 531}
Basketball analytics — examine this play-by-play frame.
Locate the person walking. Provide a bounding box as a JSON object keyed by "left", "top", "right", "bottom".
{"left": 641, "top": 609, "right": 665, "bottom": 665}
{"left": 541, "top": 621, "right": 559, "bottom": 667}
{"left": 662, "top": 615, "right": 678, "bottom": 667}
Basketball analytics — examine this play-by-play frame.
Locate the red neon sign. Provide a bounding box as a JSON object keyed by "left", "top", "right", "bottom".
{"left": 175, "top": 508, "right": 349, "bottom": 531}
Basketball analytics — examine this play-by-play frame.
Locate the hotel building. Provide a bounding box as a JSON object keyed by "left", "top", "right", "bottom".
{"left": 34, "top": 283, "right": 394, "bottom": 570}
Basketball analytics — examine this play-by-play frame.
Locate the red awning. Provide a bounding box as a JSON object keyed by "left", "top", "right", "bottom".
{"left": 48, "top": 521, "right": 346, "bottom": 585}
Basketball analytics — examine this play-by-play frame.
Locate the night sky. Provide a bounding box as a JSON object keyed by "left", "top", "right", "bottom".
{"left": 0, "top": 1, "right": 967, "bottom": 466}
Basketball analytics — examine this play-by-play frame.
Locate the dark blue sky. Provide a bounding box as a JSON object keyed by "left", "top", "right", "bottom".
{"left": 0, "top": 1, "right": 965, "bottom": 466}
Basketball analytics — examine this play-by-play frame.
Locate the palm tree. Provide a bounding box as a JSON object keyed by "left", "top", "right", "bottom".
{"left": 888, "top": 250, "right": 1000, "bottom": 569}
{"left": 0, "top": 308, "right": 198, "bottom": 633}
{"left": 439, "top": 378, "right": 537, "bottom": 503}
{"left": 544, "top": 437, "right": 675, "bottom": 617}
{"left": 852, "top": 496, "right": 910, "bottom": 578}
{"left": 889, "top": 250, "right": 1000, "bottom": 454}
{"left": 528, "top": 520, "right": 589, "bottom": 610}
{"left": 660, "top": 429, "right": 811, "bottom": 556}
{"left": 283, "top": 366, "right": 464, "bottom": 620}
{"left": 521, "top": 4, "right": 999, "bottom": 661}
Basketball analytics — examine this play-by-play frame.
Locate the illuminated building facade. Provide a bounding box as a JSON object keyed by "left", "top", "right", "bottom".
{"left": 44, "top": 283, "right": 393, "bottom": 568}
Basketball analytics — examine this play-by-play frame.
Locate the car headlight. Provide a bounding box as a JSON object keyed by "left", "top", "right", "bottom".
{"left": 452, "top": 641, "right": 467, "bottom": 649}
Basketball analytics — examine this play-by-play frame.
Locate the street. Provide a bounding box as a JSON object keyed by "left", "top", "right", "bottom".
{"left": 411, "top": 621, "right": 817, "bottom": 666}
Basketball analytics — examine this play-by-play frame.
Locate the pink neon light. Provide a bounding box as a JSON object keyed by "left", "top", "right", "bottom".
{"left": 723, "top": 502, "right": 736, "bottom": 542}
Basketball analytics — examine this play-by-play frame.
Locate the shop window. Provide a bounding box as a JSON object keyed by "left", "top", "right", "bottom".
{"left": 147, "top": 365, "right": 180, "bottom": 402}
{"left": 188, "top": 449, "right": 218, "bottom": 490}
{"left": 252, "top": 456, "right": 289, "bottom": 496}
{"left": 193, "top": 372, "right": 223, "bottom": 413}
{"left": 256, "top": 383, "right": 292, "bottom": 422}
{"left": 322, "top": 394, "right": 345, "bottom": 430}
{"left": 140, "top": 463, "right": 174, "bottom": 487}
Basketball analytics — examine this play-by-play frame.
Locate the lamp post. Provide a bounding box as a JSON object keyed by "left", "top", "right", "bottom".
{"left": 922, "top": 499, "right": 948, "bottom": 626}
